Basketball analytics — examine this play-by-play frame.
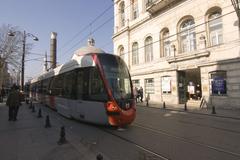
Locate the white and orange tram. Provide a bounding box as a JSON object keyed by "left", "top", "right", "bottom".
{"left": 30, "top": 45, "right": 136, "bottom": 126}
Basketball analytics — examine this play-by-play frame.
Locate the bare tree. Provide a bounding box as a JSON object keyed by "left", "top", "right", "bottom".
{"left": 0, "top": 24, "right": 23, "bottom": 88}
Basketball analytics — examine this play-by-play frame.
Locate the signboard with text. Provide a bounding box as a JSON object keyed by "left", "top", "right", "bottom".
{"left": 162, "top": 77, "right": 171, "bottom": 93}
{"left": 212, "top": 77, "right": 226, "bottom": 95}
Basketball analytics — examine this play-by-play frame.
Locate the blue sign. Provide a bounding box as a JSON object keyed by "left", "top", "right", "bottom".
{"left": 212, "top": 77, "right": 226, "bottom": 94}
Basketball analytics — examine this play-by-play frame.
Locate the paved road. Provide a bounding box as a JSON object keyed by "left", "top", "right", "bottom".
{"left": 1, "top": 101, "right": 240, "bottom": 160}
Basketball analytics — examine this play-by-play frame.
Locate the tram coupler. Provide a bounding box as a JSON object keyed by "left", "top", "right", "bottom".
{"left": 45, "top": 115, "right": 51, "bottom": 128}
{"left": 37, "top": 108, "right": 42, "bottom": 118}
{"left": 212, "top": 105, "right": 216, "bottom": 114}
{"left": 96, "top": 154, "right": 103, "bottom": 160}
{"left": 184, "top": 103, "right": 187, "bottom": 111}
{"left": 58, "top": 126, "right": 67, "bottom": 145}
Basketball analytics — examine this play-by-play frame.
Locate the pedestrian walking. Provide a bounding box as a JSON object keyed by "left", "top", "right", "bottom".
{"left": 6, "top": 84, "right": 21, "bottom": 121}
{"left": 139, "top": 86, "right": 143, "bottom": 102}
{"left": 0, "top": 85, "right": 5, "bottom": 102}
{"left": 0, "top": 88, "right": 3, "bottom": 103}
{"left": 134, "top": 87, "right": 138, "bottom": 103}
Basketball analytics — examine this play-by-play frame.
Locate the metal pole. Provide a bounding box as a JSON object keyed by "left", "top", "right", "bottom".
{"left": 21, "top": 31, "right": 26, "bottom": 91}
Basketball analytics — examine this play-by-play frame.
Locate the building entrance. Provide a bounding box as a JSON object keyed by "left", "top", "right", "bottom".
{"left": 178, "top": 68, "right": 202, "bottom": 104}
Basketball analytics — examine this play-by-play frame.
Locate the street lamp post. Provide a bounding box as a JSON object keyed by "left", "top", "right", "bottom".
{"left": 8, "top": 30, "right": 38, "bottom": 91}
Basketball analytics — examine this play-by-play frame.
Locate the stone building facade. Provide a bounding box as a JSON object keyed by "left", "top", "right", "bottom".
{"left": 113, "top": 0, "right": 240, "bottom": 109}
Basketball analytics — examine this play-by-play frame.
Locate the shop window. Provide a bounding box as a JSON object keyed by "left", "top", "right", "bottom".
{"left": 132, "top": 79, "right": 140, "bottom": 88}
{"left": 161, "top": 76, "right": 171, "bottom": 94}
{"left": 145, "top": 78, "right": 154, "bottom": 94}
{"left": 210, "top": 71, "right": 227, "bottom": 95}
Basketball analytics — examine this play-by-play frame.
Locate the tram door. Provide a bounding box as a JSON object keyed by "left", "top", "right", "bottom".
{"left": 178, "top": 71, "right": 187, "bottom": 104}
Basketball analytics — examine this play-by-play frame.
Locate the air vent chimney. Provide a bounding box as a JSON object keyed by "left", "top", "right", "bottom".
{"left": 50, "top": 32, "right": 57, "bottom": 69}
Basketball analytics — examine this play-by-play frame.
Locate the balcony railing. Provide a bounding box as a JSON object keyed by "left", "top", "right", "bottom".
{"left": 146, "top": 0, "right": 181, "bottom": 14}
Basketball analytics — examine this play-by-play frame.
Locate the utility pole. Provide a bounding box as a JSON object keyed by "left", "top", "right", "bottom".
{"left": 8, "top": 30, "right": 38, "bottom": 91}
{"left": 21, "top": 31, "right": 26, "bottom": 91}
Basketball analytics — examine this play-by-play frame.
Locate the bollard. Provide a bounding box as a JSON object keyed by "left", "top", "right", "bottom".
{"left": 37, "top": 108, "right": 42, "bottom": 118}
{"left": 212, "top": 105, "right": 216, "bottom": 114}
{"left": 58, "top": 126, "right": 67, "bottom": 145}
{"left": 45, "top": 115, "right": 51, "bottom": 128}
{"left": 29, "top": 100, "right": 33, "bottom": 109}
{"left": 163, "top": 101, "right": 166, "bottom": 109}
{"left": 184, "top": 103, "right": 187, "bottom": 111}
{"left": 32, "top": 104, "right": 35, "bottom": 112}
{"left": 96, "top": 154, "right": 103, "bottom": 160}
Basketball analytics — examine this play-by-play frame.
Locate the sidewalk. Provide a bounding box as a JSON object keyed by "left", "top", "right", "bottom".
{"left": 137, "top": 101, "right": 240, "bottom": 120}
{"left": 0, "top": 101, "right": 104, "bottom": 160}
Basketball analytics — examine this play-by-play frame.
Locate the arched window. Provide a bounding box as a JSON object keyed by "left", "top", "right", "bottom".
{"left": 131, "top": 0, "right": 139, "bottom": 20}
{"left": 180, "top": 19, "right": 196, "bottom": 53}
{"left": 162, "top": 29, "right": 171, "bottom": 57}
{"left": 118, "top": 45, "right": 125, "bottom": 61}
{"left": 119, "top": 2, "right": 125, "bottom": 27}
{"left": 145, "top": 36, "right": 153, "bottom": 62}
{"left": 208, "top": 10, "right": 223, "bottom": 46}
{"left": 132, "top": 42, "right": 139, "bottom": 65}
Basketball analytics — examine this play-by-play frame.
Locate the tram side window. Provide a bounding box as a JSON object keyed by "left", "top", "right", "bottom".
{"left": 51, "top": 74, "right": 64, "bottom": 96}
{"left": 42, "top": 78, "right": 51, "bottom": 94}
{"left": 37, "top": 82, "right": 42, "bottom": 93}
{"left": 88, "top": 68, "right": 107, "bottom": 101}
{"left": 76, "top": 70, "right": 84, "bottom": 99}
{"left": 63, "top": 71, "right": 76, "bottom": 99}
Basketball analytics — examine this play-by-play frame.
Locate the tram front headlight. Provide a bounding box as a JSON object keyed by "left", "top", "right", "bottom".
{"left": 106, "top": 101, "right": 120, "bottom": 113}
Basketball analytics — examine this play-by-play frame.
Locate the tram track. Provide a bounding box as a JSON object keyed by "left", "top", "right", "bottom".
{"left": 101, "top": 127, "right": 170, "bottom": 160}
{"left": 132, "top": 122, "right": 240, "bottom": 158}
{"left": 38, "top": 104, "right": 240, "bottom": 159}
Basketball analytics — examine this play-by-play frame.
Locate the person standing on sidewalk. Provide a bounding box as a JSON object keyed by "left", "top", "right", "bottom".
{"left": 139, "top": 86, "right": 143, "bottom": 102}
{"left": 6, "top": 84, "right": 21, "bottom": 121}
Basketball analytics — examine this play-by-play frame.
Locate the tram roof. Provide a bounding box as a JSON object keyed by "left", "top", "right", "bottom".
{"left": 71, "top": 46, "right": 105, "bottom": 60}
{"left": 30, "top": 45, "right": 108, "bottom": 83}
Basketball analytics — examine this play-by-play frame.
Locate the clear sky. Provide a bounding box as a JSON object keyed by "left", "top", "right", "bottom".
{"left": 0, "top": 0, "right": 114, "bottom": 81}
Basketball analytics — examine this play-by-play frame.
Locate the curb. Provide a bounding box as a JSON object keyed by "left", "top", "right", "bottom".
{"left": 137, "top": 104, "right": 240, "bottom": 121}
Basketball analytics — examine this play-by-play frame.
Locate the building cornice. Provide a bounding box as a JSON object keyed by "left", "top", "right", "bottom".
{"left": 113, "top": 15, "right": 151, "bottom": 39}
{"left": 167, "top": 50, "right": 210, "bottom": 63}
{"left": 130, "top": 67, "right": 177, "bottom": 77}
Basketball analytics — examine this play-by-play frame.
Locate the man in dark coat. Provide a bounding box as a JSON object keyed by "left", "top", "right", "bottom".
{"left": 6, "top": 84, "right": 21, "bottom": 121}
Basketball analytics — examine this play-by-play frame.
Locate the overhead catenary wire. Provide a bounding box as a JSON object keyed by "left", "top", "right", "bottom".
{"left": 58, "top": 1, "right": 133, "bottom": 60}
{"left": 58, "top": 3, "right": 114, "bottom": 52}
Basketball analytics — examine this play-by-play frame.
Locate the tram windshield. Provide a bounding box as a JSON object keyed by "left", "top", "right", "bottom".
{"left": 97, "top": 54, "right": 133, "bottom": 101}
